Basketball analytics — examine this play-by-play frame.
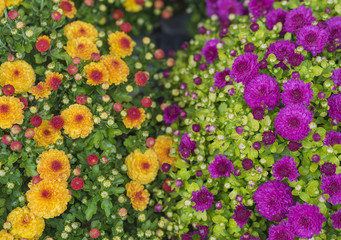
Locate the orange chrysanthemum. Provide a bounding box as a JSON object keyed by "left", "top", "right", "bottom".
{"left": 122, "top": 107, "right": 146, "bottom": 130}
{"left": 0, "top": 60, "right": 35, "bottom": 94}
{"left": 61, "top": 104, "right": 94, "bottom": 139}
{"left": 64, "top": 21, "right": 98, "bottom": 42}
{"left": 0, "top": 0, "right": 5, "bottom": 17}
{"left": 7, "top": 206, "right": 45, "bottom": 239}
{"left": 123, "top": 0, "right": 143, "bottom": 12}
{"left": 83, "top": 62, "right": 109, "bottom": 86}
{"left": 4, "top": 0, "right": 22, "bottom": 7}
{"left": 0, "top": 230, "right": 14, "bottom": 240}
{"left": 125, "top": 149, "right": 159, "bottom": 185}
{"left": 59, "top": 0, "right": 77, "bottom": 19}
{"left": 28, "top": 82, "right": 51, "bottom": 100}
{"left": 45, "top": 72, "right": 63, "bottom": 90}
{"left": 100, "top": 55, "right": 129, "bottom": 85}
{"left": 126, "top": 181, "right": 150, "bottom": 211}
{"left": 0, "top": 96, "right": 24, "bottom": 129}
{"left": 108, "top": 31, "right": 134, "bottom": 58}
{"left": 26, "top": 180, "right": 71, "bottom": 219}
{"left": 36, "top": 36, "right": 51, "bottom": 52}
{"left": 153, "top": 135, "right": 178, "bottom": 166}
{"left": 37, "top": 149, "right": 70, "bottom": 182}
{"left": 65, "top": 37, "right": 99, "bottom": 61}
{"left": 33, "top": 120, "right": 63, "bottom": 148}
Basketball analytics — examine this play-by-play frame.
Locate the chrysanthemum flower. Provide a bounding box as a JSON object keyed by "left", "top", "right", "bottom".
{"left": 232, "top": 204, "right": 252, "bottom": 228}
{"left": 323, "top": 130, "right": 341, "bottom": 146}
{"left": 37, "top": 149, "right": 70, "bottom": 182}
{"left": 153, "top": 135, "right": 178, "bottom": 166}
{"left": 268, "top": 221, "right": 295, "bottom": 240}
{"left": 36, "top": 36, "right": 51, "bottom": 52}
{"left": 61, "top": 104, "right": 94, "bottom": 139}
{"left": 4, "top": 0, "right": 22, "bottom": 7}
{"left": 208, "top": 154, "right": 234, "bottom": 179}
{"left": 266, "top": 40, "right": 296, "bottom": 62}
{"left": 331, "top": 209, "right": 341, "bottom": 230}
{"left": 248, "top": 0, "right": 274, "bottom": 18}
{"left": 0, "top": 96, "right": 24, "bottom": 129}
{"left": 45, "top": 72, "right": 63, "bottom": 90}
{"left": 230, "top": 53, "right": 259, "bottom": 85}
{"left": 321, "top": 174, "right": 341, "bottom": 205}
{"left": 253, "top": 180, "right": 294, "bottom": 221}
{"left": 28, "top": 82, "right": 51, "bottom": 100}
{"left": 244, "top": 74, "right": 280, "bottom": 110}
{"left": 26, "top": 180, "right": 71, "bottom": 219}
{"left": 331, "top": 68, "right": 341, "bottom": 86}
{"left": 287, "top": 203, "right": 326, "bottom": 239}
{"left": 201, "top": 39, "right": 224, "bottom": 64}
{"left": 0, "top": 230, "right": 13, "bottom": 240}
{"left": 83, "top": 62, "right": 109, "bottom": 86}
{"left": 0, "top": 0, "right": 5, "bottom": 17}
{"left": 65, "top": 37, "right": 99, "bottom": 61}
{"left": 125, "top": 181, "right": 150, "bottom": 211}
{"left": 123, "top": 0, "right": 143, "bottom": 12}
{"left": 274, "top": 104, "right": 313, "bottom": 141}
{"left": 0, "top": 60, "right": 35, "bottom": 94}
{"left": 284, "top": 5, "right": 316, "bottom": 34}
{"left": 326, "top": 16, "right": 341, "bottom": 44}
{"left": 108, "top": 31, "right": 134, "bottom": 58}
{"left": 135, "top": 71, "right": 149, "bottom": 86}
{"left": 320, "top": 162, "right": 337, "bottom": 176}
{"left": 122, "top": 107, "right": 146, "bottom": 129}
{"left": 217, "top": 0, "right": 245, "bottom": 21}
{"left": 282, "top": 79, "right": 313, "bottom": 106}
{"left": 59, "top": 0, "right": 77, "bottom": 19}
{"left": 191, "top": 185, "right": 214, "bottom": 212}
{"left": 272, "top": 156, "right": 300, "bottom": 182}
{"left": 328, "top": 93, "right": 341, "bottom": 121}
{"left": 296, "top": 25, "right": 329, "bottom": 56}
{"left": 7, "top": 206, "right": 45, "bottom": 239}
{"left": 163, "top": 104, "right": 181, "bottom": 125}
{"left": 214, "top": 68, "right": 231, "bottom": 89}
{"left": 100, "top": 55, "right": 129, "bottom": 85}
{"left": 178, "top": 133, "right": 197, "bottom": 158}
{"left": 266, "top": 8, "right": 288, "bottom": 31}
{"left": 125, "top": 148, "right": 159, "bottom": 185}
{"left": 63, "top": 21, "right": 98, "bottom": 42}
{"left": 33, "top": 120, "right": 62, "bottom": 148}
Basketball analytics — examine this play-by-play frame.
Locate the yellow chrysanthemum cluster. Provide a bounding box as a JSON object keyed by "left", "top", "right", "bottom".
{"left": 83, "top": 62, "right": 109, "bottom": 85}
{"left": 64, "top": 21, "right": 98, "bottom": 42}
{"left": 28, "top": 72, "right": 63, "bottom": 100}
{"left": 123, "top": 0, "right": 143, "bottom": 12}
{"left": 153, "top": 135, "right": 178, "bottom": 167}
{"left": 33, "top": 120, "right": 63, "bottom": 148}
{"left": 100, "top": 55, "right": 129, "bottom": 85}
{"left": 0, "top": 96, "right": 24, "bottom": 129}
{"left": 126, "top": 181, "right": 150, "bottom": 211}
{"left": 65, "top": 37, "right": 99, "bottom": 61}
{"left": 4, "top": 0, "right": 22, "bottom": 8}
{"left": 0, "top": 230, "right": 14, "bottom": 240}
{"left": 108, "top": 31, "right": 134, "bottom": 58}
{"left": 122, "top": 108, "right": 146, "bottom": 130}
{"left": 0, "top": 0, "right": 5, "bottom": 17}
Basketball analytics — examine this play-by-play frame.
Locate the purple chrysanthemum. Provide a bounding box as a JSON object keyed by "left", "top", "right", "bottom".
{"left": 328, "top": 93, "right": 341, "bottom": 121}
{"left": 274, "top": 104, "right": 313, "bottom": 141}
{"left": 178, "top": 133, "right": 196, "bottom": 158}
{"left": 326, "top": 16, "right": 341, "bottom": 44}
{"left": 205, "top": 0, "right": 218, "bottom": 16}
{"left": 262, "top": 131, "right": 276, "bottom": 146}
{"left": 214, "top": 68, "right": 231, "bottom": 89}
{"left": 266, "top": 40, "right": 296, "bottom": 62}
{"left": 323, "top": 130, "right": 341, "bottom": 146}
{"left": 320, "top": 174, "right": 341, "bottom": 205}
{"left": 253, "top": 180, "right": 295, "bottom": 221}
{"left": 284, "top": 5, "right": 316, "bottom": 34}
{"left": 232, "top": 204, "right": 252, "bottom": 228}
{"left": 191, "top": 185, "right": 214, "bottom": 212}
{"left": 181, "top": 233, "right": 192, "bottom": 240}
{"left": 288, "top": 141, "right": 302, "bottom": 152}
{"left": 287, "top": 203, "right": 326, "bottom": 239}
{"left": 163, "top": 104, "right": 181, "bottom": 125}
{"left": 248, "top": 0, "right": 274, "bottom": 18}
{"left": 252, "top": 107, "right": 265, "bottom": 120}
{"left": 201, "top": 39, "right": 224, "bottom": 64}
{"left": 331, "top": 209, "right": 341, "bottom": 230}
{"left": 281, "top": 79, "right": 313, "bottom": 106}
{"left": 272, "top": 156, "right": 300, "bottom": 182}
{"left": 268, "top": 221, "right": 295, "bottom": 240}
{"left": 266, "top": 8, "right": 288, "bottom": 31}
{"left": 208, "top": 154, "right": 234, "bottom": 179}
{"left": 217, "top": 0, "right": 245, "bottom": 21}
{"left": 197, "top": 225, "right": 209, "bottom": 239}
{"left": 230, "top": 53, "right": 259, "bottom": 85}
{"left": 244, "top": 74, "right": 280, "bottom": 110}
{"left": 320, "top": 162, "right": 337, "bottom": 176}
{"left": 288, "top": 53, "right": 304, "bottom": 67}
{"left": 331, "top": 68, "right": 341, "bottom": 86}
{"left": 296, "top": 25, "right": 329, "bottom": 56}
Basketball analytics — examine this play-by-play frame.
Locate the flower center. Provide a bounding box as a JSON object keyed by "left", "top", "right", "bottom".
{"left": 43, "top": 129, "right": 51, "bottom": 136}
{"left": 197, "top": 192, "right": 209, "bottom": 203}
{"left": 258, "top": 85, "right": 267, "bottom": 97}
{"left": 14, "top": 69, "right": 20, "bottom": 76}
{"left": 79, "top": 28, "right": 86, "bottom": 34}
{"left": 291, "top": 89, "right": 303, "bottom": 102}
{"left": 51, "top": 160, "right": 62, "bottom": 172}
{"left": 75, "top": 114, "right": 84, "bottom": 122}
{"left": 78, "top": 44, "right": 84, "bottom": 50}
{"left": 299, "top": 216, "right": 310, "bottom": 228}
{"left": 90, "top": 70, "right": 103, "bottom": 82}
{"left": 288, "top": 117, "right": 300, "bottom": 128}
{"left": 120, "top": 37, "right": 130, "bottom": 49}
{"left": 236, "top": 208, "right": 249, "bottom": 220}
{"left": 293, "top": 14, "right": 304, "bottom": 27}
{"left": 275, "top": 232, "right": 290, "bottom": 240}
{"left": 277, "top": 165, "right": 291, "bottom": 177}
{"left": 142, "top": 162, "right": 150, "bottom": 169}
{"left": 327, "top": 181, "right": 340, "bottom": 194}
{"left": 41, "top": 189, "right": 51, "bottom": 199}
{"left": 216, "top": 161, "right": 229, "bottom": 174}
{"left": 236, "top": 61, "right": 248, "bottom": 74}
{"left": 127, "top": 107, "right": 141, "bottom": 120}
{"left": 305, "top": 33, "right": 317, "bottom": 45}
{"left": 22, "top": 214, "right": 31, "bottom": 224}
{"left": 136, "top": 191, "right": 144, "bottom": 200}
{"left": 0, "top": 104, "right": 9, "bottom": 113}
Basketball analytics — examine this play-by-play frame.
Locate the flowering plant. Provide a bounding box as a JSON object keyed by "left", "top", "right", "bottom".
{"left": 0, "top": 0, "right": 178, "bottom": 239}
{"left": 158, "top": 0, "right": 341, "bottom": 239}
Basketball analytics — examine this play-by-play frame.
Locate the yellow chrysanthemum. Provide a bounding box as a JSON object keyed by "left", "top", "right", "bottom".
{"left": 108, "top": 31, "right": 134, "bottom": 58}
{"left": 125, "top": 181, "right": 150, "bottom": 211}
{"left": 60, "top": 0, "right": 77, "bottom": 19}
{"left": 45, "top": 72, "right": 63, "bottom": 90}
{"left": 125, "top": 149, "right": 159, "bottom": 185}
{"left": 0, "top": 0, "right": 5, "bottom": 17}
{"left": 61, "top": 104, "right": 94, "bottom": 139}
{"left": 26, "top": 180, "right": 71, "bottom": 219}
{"left": 122, "top": 107, "right": 146, "bottom": 130}
{"left": 0, "top": 230, "right": 14, "bottom": 240}
{"left": 28, "top": 82, "right": 51, "bottom": 100}
{"left": 0, "top": 96, "right": 24, "bottom": 129}
{"left": 37, "top": 149, "right": 70, "bottom": 182}
{"left": 65, "top": 37, "right": 99, "bottom": 61}
{"left": 0, "top": 60, "right": 35, "bottom": 94}
{"left": 83, "top": 62, "right": 109, "bottom": 86}
{"left": 4, "top": 0, "right": 22, "bottom": 7}
{"left": 153, "top": 135, "right": 178, "bottom": 166}
{"left": 100, "top": 55, "right": 129, "bottom": 85}
{"left": 33, "top": 120, "right": 63, "bottom": 148}
{"left": 123, "top": 0, "right": 143, "bottom": 12}
{"left": 64, "top": 21, "right": 98, "bottom": 42}
{"left": 7, "top": 206, "right": 45, "bottom": 239}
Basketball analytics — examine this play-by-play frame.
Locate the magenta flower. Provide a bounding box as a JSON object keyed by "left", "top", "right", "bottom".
{"left": 230, "top": 53, "right": 259, "bottom": 85}
{"left": 281, "top": 79, "right": 313, "bottom": 106}
{"left": 217, "top": 0, "right": 245, "bottom": 21}
{"left": 331, "top": 68, "right": 341, "bottom": 86}
{"left": 191, "top": 185, "right": 214, "bottom": 212}
{"left": 266, "top": 40, "right": 296, "bottom": 62}
{"left": 284, "top": 5, "right": 316, "bottom": 34}
{"left": 208, "top": 154, "right": 234, "bottom": 179}
{"left": 328, "top": 93, "right": 341, "bottom": 122}
{"left": 179, "top": 133, "right": 196, "bottom": 158}
{"left": 320, "top": 174, "right": 341, "bottom": 205}
{"left": 296, "top": 25, "right": 329, "bottom": 56}
{"left": 232, "top": 204, "right": 252, "bottom": 228}
{"left": 214, "top": 68, "right": 231, "bottom": 89}
{"left": 331, "top": 209, "right": 341, "bottom": 230}
{"left": 201, "top": 39, "right": 224, "bottom": 64}
{"left": 323, "top": 130, "right": 341, "bottom": 146}
{"left": 272, "top": 156, "right": 300, "bottom": 182}
{"left": 248, "top": 0, "right": 274, "bottom": 18}
{"left": 326, "top": 16, "right": 341, "bottom": 44}
{"left": 262, "top": 131, "right": 276, "bottom": 146}
{"left": 266, "top": 8, "right": 288, "bottom": 31}
{"left": 268, "top": 221, "right": 295, "bottom": 240}
{"left": 163, "top": 104, "right": 181, "bottom": 125}
{"left": 205, "top": 0, "right": 218, "bottom": 16}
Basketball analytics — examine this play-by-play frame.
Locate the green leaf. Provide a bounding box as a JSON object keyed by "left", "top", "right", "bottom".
{"left": 212, "top": 215, "right": 228, "bottom": 224}
{"left": 85, "top": 198, "right": 98, "bottom": 221}
{"left": 7, "top": 154, "right": 18, "bottom": 165}
{"left": 174, "top": 159, "right": 189, "bottom": 169}
{"left": 299, "top": 192, "right": 310, "bottom": 202}
{"left": 101, "top": 199, "right": 113, "bottom": 217}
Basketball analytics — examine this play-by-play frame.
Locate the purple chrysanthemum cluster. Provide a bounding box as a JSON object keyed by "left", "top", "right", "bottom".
{"left": 230, "top": 53, "right": 259, "bottom": 85}
{"left": 191, "top": 185, "right": 214, "bottom": 212}
{"left": 208, "top": 154, "right": 234, "bottom": 179}
{"left": 178, "top": 133, "right": 196, "bottom": 158}
{"left": 214, "top": 68, "right": 231, "bottom": 89}
{"left": 163, "top": 104, "right": 182, "bottom": 125}
{"left": 281, "top": 79, "right": 313, "bottom": 106}
{"left": 201, "top": 39, "right": 224, "bottom": 64}
{"left": 205, "top": 0, "right": 245, "bottom": 20}
{"left": 272, "top": 156, "right": 300, "bottom": 182}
